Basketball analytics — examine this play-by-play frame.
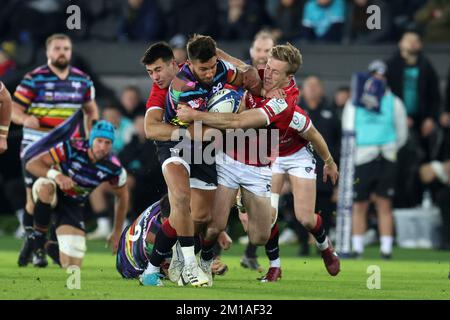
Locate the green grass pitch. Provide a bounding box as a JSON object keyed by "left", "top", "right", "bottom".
{"left": 0, "top": 236, "right": 448, "bottom": 300}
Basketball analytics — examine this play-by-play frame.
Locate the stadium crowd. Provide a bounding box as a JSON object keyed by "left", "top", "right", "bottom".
{"left": 0, "top": 0, "right": 449, "bottom": 278}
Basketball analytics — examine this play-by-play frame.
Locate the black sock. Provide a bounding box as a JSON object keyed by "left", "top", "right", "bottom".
{"left": 33, "top": 201, "right": 52, "bottom": 232}
{"left": 310, "top": 214, "right": 327, "bottom": 244}
{"left": 194, "top": 235, "right": 201, "bottom": 255}
{"left": 23, "top": 209, "right": 34, "bottom": 232}
{"left": 213, "top": 242, "right": 222, "bottom": 258}
{"left": 265, "top": 223, "right": 280, "bottom": 261}
{"left": 245, "top": 243, "right": 258, "bottom": 258}
{"left": 178, "top": 236, "right": 194, "bottom": 247}
{"left": 149, "top": 224, "right": 177, "bottom": 267}
{"left": 45, "top": 241, "right": 60, "bottom": 266}
{"left": 200, "top": 237, "right": 216, "bottom": 261}
{"left": 32, "top": 230, "right": 47, "bottom": 250}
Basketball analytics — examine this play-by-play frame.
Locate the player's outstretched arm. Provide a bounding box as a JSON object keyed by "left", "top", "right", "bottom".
{"left": 300, "top": 125, "right": 339, "bottom": 185}
{"left": 0, "top": 82, "right": 12, "bottom": 153}
{"left": 108, "top": 184, "right": 129, "bottom": 254}
{"left": 177, "top": 105, "right": 267, "bottom": 130}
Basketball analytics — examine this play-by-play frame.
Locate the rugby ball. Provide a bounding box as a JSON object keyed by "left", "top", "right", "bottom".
{"left": 206, "top": 89, "right": 241, "bottom": 113}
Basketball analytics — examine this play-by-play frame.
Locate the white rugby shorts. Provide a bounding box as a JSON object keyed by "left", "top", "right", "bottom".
{"left": 272, "top": 147, "right": 317, "bottom": 179}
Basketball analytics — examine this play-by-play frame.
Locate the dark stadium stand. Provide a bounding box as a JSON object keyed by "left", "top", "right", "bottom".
{"left": 14, "top": 42, "right": 450, "bottom": 101}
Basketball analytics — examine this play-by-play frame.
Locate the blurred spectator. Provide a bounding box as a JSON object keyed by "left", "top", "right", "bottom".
{"left": 166, "top": 0, "right": 219, "bottom": 39}
{"left": 344, "top": 60, "right": 408, "bottom": 258}
{"left": 343, "top": 0, "right": 393, "bottom": 44}
{"left": 391, "top": 0, "right": 427, "bottom": 40}
{"left": 299, "top": 76, "right": 341, "bottom": 252}
{"left": 119, "top": 114, "right": 166, "bottom": 217}
{"left": 118, "top": 0, "right": 164, "bottom": 41}
{"left": 331, "top": 85, "right": 350, "bottom": 121}
{"left": 0, "top": 41, "right": 16, "bottom": 77}
{"left": 415, "top": 0, "right": 450, "bottom": 43}
{"left": 301, "top": 0, "right": 346, "bottom": 43}
{"left": 119, "top": 85, "right": 145, "bottom": 120}
{"left": 248, "top": 30, "right": 276, "bottom": 69}
{"left": 271, "top": 0, "right": 304, "bottom": 42}
{"left": 169, "top": 34, "right": 188, "bottom": 65}
{"left": 386, "top": 30, "right": 441, "bottom": 161}
{"left": 6, "top": 0, "right": 66, "bottom": 45}
{"left": 101, "top": 105, "right": 134, "bottom": 154}
{"left": 219, "top": 0, "right": 273, "bottom": 40}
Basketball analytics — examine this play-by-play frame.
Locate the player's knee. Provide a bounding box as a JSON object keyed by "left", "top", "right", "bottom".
{"left": 249, "top": 233, "right": 269, "bottom": 246}
{"left": 38, "top": 182, "right": 56, "bottom": 203}
{"left": 192, "top": 214, "right": 210, "bottom": 225}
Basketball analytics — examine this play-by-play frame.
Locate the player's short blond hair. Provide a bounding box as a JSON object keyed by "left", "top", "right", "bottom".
{"left": 45, "top": 33, "right": 72, "bottom": 50}
{"left": 269, "top": 43, "right": 302, "bottom": 76}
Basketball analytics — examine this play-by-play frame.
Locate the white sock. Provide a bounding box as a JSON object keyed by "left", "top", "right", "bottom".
{"left": 180, "top": 245, "right": 196, "bottom": 265}
{"left": 380, "top": 235, "right": 393, "bottom": 255}
{"left": 352, "top": 235, "right": 364, "bottom": 254}
{"left": 269, "top": 258, "right": 281, "bottom": 268}
{"left": 316, "top": 236, "right": 329, "bottom": 251}
{"left": 143, "top": 262, "right": 160, "bottom": 275}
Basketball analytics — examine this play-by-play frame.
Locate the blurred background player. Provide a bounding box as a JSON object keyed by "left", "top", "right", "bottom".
{"left": 11, "top": 33, "right": 99, "bottom": 267}
{"left": 0, "top": 81, "right": 12, "bottom": 154}
{"left": 25, "top": 120, "right": 128, "bottom": 268}
{"left": 345, "top": 60, "right": 408, "bottom": 259}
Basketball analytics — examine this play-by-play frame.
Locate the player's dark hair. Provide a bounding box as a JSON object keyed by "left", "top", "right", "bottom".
{"left": 187, "top": 34, "right": 217, "bottom": 63}
{"left": 141, "top": 42, "right": 174, "bottom": 65}
{"left": 159, "top": 194, "right": 170, "bottom": 218}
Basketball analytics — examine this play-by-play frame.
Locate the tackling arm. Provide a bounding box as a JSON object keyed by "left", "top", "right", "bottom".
{"left": 144, "top": 108, "right": 181, "bottom": 141}
{"left": 177, "top": 106, "right": 267, "bottom": 130}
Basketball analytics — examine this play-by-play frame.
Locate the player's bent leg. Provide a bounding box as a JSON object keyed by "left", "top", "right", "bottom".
{"left": 164, "top": 162, "right": 192, "bottom": 236}
{"left": 56, "top": 225, "right": 86, "bottom": 268}
{"left": 241, "top": 188, "right": 271, "bottom": 246}
{"left": 190, "top": 188, "right": 215, "bottom": 236}
{"left": 197, "top": 185, "right": 237, "bottom": 286}
{"left": 30, "top": 178, "right": 58, "bottom": 268}
{"left": 290, "top": 175, "right": 340, "bottom": 276}
{"left": 18, "top": 188, "right": 36, "bottom": 267}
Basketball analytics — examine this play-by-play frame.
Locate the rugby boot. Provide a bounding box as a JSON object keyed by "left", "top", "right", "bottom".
{"left": 321, "top": 239, "right": 340, "bottom": 276}
{"left": 17, "top": 228, "right": 34, "bottom": 267}
{"left": 240, "top": 254, "right": 263, "bottom": 272}
{"left": 199, "top": 258, "right": 213, "bottom": 286}
{"left": 258, "top": 267, "right": 282, "bottom": 282}
{"left": 140, "top": 272, "right": 163, "bottom": 286}
{"left": 178, "top": 262, "right": 209, "bottom": 287}
{"left": 168, "top": 242, "right": 184, "bottom": 282}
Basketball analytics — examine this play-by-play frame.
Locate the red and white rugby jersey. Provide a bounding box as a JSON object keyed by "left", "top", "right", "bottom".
{"left": 145, "top": 82, "right": 168, "bottom": 111}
